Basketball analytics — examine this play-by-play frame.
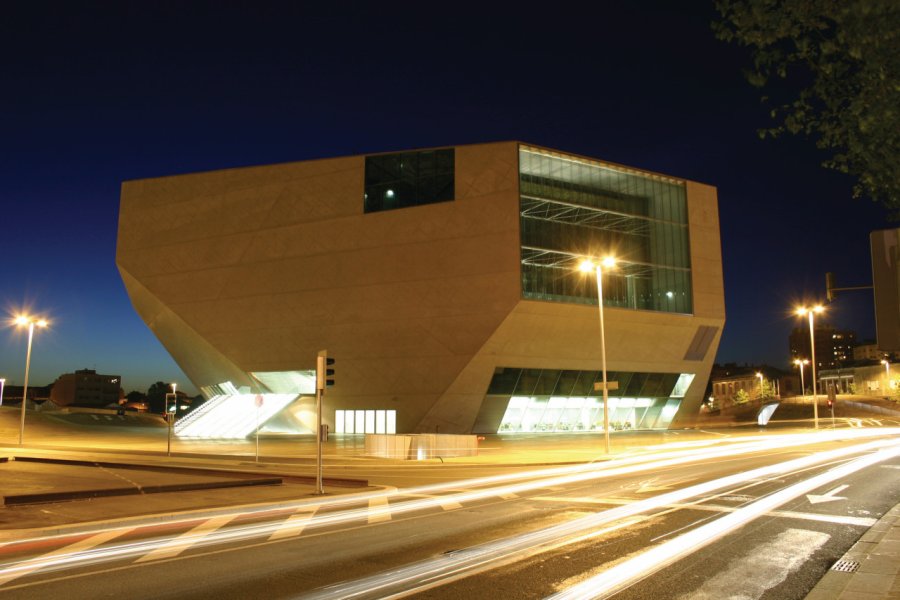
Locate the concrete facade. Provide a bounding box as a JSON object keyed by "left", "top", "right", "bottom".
{"left": 117, "top": 142, "right": 725, "bottom": 435}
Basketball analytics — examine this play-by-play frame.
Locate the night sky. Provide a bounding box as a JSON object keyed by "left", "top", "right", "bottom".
{"left": 0, "top": 2, "right": 890, "bottom": 396}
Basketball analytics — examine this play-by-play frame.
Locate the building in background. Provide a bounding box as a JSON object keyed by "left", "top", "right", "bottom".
{"left": 871, "top": 228, "right": 900, "bottom": 352}
{"left": 709, "top": 365, "right": 795, "bottom": 408}
{"left": 819, "top": 362, "right": 898, "bottom": 396}
{"left": 853, "top": 341, "right": 897, "bottom": 363}
{"left": 49, "top": 369, "right": 122, "bottom": 408}
{"left": 789, "top": 325, "right": 856, "bottom": 370}
{"left": 117, "top": 142, "right": 725, "bottom": 438}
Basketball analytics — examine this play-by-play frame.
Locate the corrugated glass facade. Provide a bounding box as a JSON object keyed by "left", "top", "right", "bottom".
{"left": 519, "top": 146, "right": 692, "bottom": 314}
{"left": 489, "top": 367, "right": 692, "bottom": 432}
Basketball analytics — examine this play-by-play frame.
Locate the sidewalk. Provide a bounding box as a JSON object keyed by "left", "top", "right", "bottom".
{"left": 805, "top": 503, "right": 900, "bottom": 599}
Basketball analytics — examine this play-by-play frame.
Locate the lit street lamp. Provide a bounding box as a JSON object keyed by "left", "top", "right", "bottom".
{"left": 0, "top": 378, "right": 5, "bottom": 407}
{"left": 793, "top": 358, "right": 809, "bottom": 397}
{"left": 795, "top": 305, "right": 824, "bottom": 429}
{"left": 579, "top": 256, "right": 616, "bottom": 454}
{"left": 13, "top": 314, "right": 49, "bottom": 445}
{"left": 882, "top": 359, "right": 892, "bottom": 396}
{"left": 755, "top": 372, "right": 763, "bottom": 398}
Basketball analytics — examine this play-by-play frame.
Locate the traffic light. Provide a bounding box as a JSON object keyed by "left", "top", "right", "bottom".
{"left": 316, "top": 350, "right": 335, "bottom": 390}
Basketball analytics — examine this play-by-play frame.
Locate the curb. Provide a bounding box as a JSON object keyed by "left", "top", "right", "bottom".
{"left": 1, "top": 477, "right": 283, "bottom": 506}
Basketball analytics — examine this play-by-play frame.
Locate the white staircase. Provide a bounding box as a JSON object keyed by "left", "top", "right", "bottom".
{"left": 174, "top": 393, "right": 299, "bottom": 439}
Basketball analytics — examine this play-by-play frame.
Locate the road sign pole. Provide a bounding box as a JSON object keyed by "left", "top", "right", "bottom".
{"left": 254, "top": 394, "right": 264, "bottom": 463}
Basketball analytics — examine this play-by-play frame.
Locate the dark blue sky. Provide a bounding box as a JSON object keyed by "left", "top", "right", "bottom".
{"left": 0, "top": 2, "right": 889, "bottom": 395}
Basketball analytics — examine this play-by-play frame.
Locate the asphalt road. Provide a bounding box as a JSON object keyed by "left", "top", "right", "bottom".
{"left": 0, "top": 429, "right": 897, "bottom": 599}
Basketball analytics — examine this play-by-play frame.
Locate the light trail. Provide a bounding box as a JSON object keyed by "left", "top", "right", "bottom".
{"left": 295, "top": 436, "right": 900, "bottom": 599}
{"left": 547, "top": 442, "right": 900, "bottom": 599}
{"left": 0, "top": 429, "right": 895, "bottom": 587}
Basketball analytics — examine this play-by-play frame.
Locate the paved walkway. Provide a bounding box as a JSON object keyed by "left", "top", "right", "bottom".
{"left": 805, "top": 503, "right": 900, "bottom": 599}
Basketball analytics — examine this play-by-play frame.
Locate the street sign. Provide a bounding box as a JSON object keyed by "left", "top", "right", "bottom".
{"left": 594, "top": 381, "right": 619, "bottom": 391}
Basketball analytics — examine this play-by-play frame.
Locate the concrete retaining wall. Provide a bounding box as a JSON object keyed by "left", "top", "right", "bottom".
{"left": 365, "top": 434, "right": 478, "bottom": 460}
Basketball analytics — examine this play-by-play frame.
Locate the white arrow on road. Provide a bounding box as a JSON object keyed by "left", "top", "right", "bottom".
{"left": 806, "top": 484, "right": 849, "bottom": 505}
{"left": 636, "top": 477, "right": 695, "bottom": 494}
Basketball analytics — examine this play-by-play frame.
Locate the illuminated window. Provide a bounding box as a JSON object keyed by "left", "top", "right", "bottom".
{"left": 490, "top": 367, "right": 688, "bottom": 433}
{"left": 337, "top": 409, "right": 396, "bottom": 434}
{"left": 364, "top": 149, "right": 454, "bottom": 213}
{"left": 518, "top": 146, "right": 692, "bottom": 314}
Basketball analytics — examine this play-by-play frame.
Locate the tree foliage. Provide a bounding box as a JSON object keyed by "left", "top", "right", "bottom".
{"left": 714, "top": 0, "right": 900, "bottom": 216}
{"left": 146, "top": 381, "right": 171, "bottom": 413}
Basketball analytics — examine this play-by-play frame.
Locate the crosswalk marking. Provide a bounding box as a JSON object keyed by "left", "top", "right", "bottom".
{"left": 368, "top": 497, "right": 392, "bottom": 523}
{"left": 531, "top": 496, "right": 877, "bottom": 527}
{"left": 136, "top": 515, "right": 236, "bottom": 562}
{"left": 0, "top": 528, "right": 129, "bottom": 586}
{"left": 269, "top": 507, "right": 318, "bottom": 541}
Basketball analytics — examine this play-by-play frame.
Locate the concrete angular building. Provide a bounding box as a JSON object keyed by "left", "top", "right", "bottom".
{"left": 117, "top": 142, "right": 725, "bottom": 438}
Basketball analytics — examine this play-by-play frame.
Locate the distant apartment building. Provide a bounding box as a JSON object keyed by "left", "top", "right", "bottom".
{"left": 789, "top": 325, "right": 856, "bottom": 369}
{"left": 49, "top": 369, "right": 122, "bottom": 408}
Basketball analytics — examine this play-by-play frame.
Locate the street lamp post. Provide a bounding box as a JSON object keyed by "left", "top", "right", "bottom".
{"left": 796, "top": 306, "right": 824, "bottom": 429}
{"left": 793, "top": 359, "right": 809, "bottom": 397}
{"left": 14, "top": 315, "right": 49, "bottom": 446}
{"left": 580, "top": 256, "right": 616, "bottom": 454}
{"left": 755, "top": 372, "right": 763, "bottom": 399}
{"left": 167, "top": 382, "right": 176, "bottom": 456}
{"left": 882, "top": 359, "right": 892, "bottom": 396}
{"left": 0, "top": 378, "right": 5, "bottom": 407}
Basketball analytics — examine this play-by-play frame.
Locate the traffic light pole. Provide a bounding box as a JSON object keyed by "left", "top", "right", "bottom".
{"left": 315, "top": 386, "right": 324, "bottom": 495}
{"left": 315, "top": 350, "right": 334, "bottom": 496}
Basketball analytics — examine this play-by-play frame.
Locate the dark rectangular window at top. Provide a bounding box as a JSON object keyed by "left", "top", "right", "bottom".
{"left": 364, "top": 148, "right": 455, "bottom": 213}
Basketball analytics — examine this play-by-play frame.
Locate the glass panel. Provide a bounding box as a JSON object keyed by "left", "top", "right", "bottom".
{"left": 346, "top": 410, "right": 355, "bottom": 434}
{"left": 365, "top": 410, "right": 375, "bottom": 434}
{"left": 355, "top": 411, "right": 365, "bottom": 434}
{"left": 376, "top": 410, "right": 386, "bottom": 434}
{"left": 488, "top": 368, "right": 521, "bottom": 394}
{"left": 365, "top": 149, "right": 454, "bottom": 213}
{"left": 386, "top": 410, "right": 396, "bottom": 434}
{"left": 335, "top": 410, "right": 345, "bottom": 434}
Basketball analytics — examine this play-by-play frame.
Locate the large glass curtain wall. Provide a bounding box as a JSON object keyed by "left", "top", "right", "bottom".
{"left": 490, "top": 367, "right": 688, "bottom": 432}
{"left": 519, "top": 146, "right": 692, "bottom": 314}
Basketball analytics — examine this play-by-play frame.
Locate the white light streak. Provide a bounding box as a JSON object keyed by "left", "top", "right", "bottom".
{"left": 297, "top": 436, "right": 900, "bottom": 599}
{"left": 547, "top": 443, "right": 900, "bottom": 599}
{"left": 0, "top": 429, "right": 896, "bottom": 588}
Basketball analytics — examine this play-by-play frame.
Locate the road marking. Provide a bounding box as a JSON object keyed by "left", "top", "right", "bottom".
{"left": 806, "top": 484, "right": 849, "bottom": 505}
{"left": 402, "top": 494, "right": 462, "bottom": 511}
{"left": 636, "top": 478, "right": 673, "bottom": 494}
{"left": 136, "top": 516, "right": 235, "bottom": 562}
{"left": 368, "top": 497, "right": 391, "bottom": 523}
{"left": 881, "top": 465, "right": 900, "bottom": 470}
{"left": 0, "top": 528, "right": 129, "bottom": 586}
{"left": 268, "top": 507, "right": 318, "bottom": 541}
{"left": 499, "top": 493, "right": 518, "bottom": 500}
{"left": 676, "top": 529, "right": 829, "bottom": 599}
{"left": 531, "top": 496, "right": 876, "bottom": 526}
